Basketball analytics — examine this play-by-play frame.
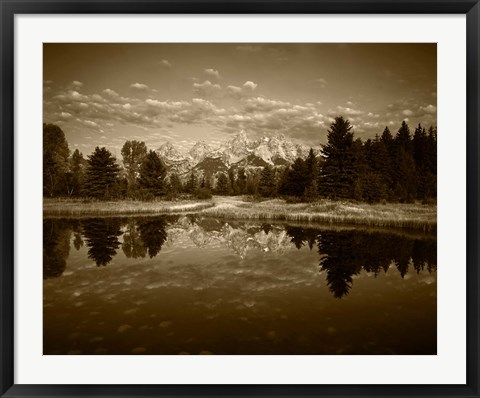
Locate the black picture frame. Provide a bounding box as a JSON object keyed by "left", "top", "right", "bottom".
{"left": 1, "top": 1, "right": 479, "bottom": 397}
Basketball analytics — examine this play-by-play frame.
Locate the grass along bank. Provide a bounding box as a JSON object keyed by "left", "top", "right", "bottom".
{"left": 43, "top": 198, "right": 215, "bottom": 216}
{"left": 44, "top": 196, "right": 436, "bottom": 231}
{"left": 203, "top": 196, "right": 436, "bottom": 231}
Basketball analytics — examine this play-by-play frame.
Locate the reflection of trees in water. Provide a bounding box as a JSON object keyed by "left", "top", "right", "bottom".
{"left": 286, "top": 227, "right": 437, "bottom": 299}
{"left": 122, "top": 217, "right": 171, "bottom": 259}
{"left": 70, "top": 219, "right": 84, "bottom": 251}
{"left": 82, "top": 218, "right": 123, "bottom": 266}
{"left": 137, "top": 219, "right": 168, "bottom": 258}
{"left": 122, "top": 221, "right": 147, "bottom": 259}
{"left": 43, "top": 219, "right": 71, "bottom": 279}
{"left": 286, "top": 226, "right": 318, "bottom": 250}
{"left": 44, "top": 215, "right": 436, "bottom": 295}
{"left": 261, "top": 223, "right": 272, "bottom": 235}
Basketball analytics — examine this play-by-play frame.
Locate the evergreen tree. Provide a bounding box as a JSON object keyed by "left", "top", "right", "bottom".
{"left": 379, "top": 126, "right": 397, "bottom": 199}
{"left": 305, "top": 148, "right": 318, "bottom": 185}
{"left": 258, "top": 164, "right": 276, "bottom": 197}
{"left": 319, "top": 116, "right": 356, "bottom": 199}
{"left": 287, "top": 158, "right": 309, "bottom": 196}
{"left": 423, "top": 126, "right": 437, "bottom": 199}
{"left": 228, "top": 167, "right": 236, "bottom": 195}
{"left": 245, "top": 172, "right": 259, "bottom": 195}
{"left": 215, "top": 172, "right": 229, "bottom": 195}
{"left": 393, "top": 149, "right": 417, "bottom": 202}
{"left": 43, "top": 123, "right": 70, "bottom": 197}
{"left": 396, "top": 120, "right": 413, "bottom": 155}
{"left": 138, "top": 150, "right": 167, "bottom": 197}
{"left": 168, "top": 172, "right": 183, "bottom": 196}
{"left": 392, "top": 121, "right": 417, "bottom": 202}
{"left": 303, "top": 179, "right": 319, "bottom": 202}
{"left": 351, "top": 138, "right": 368, "bottom": 201}
{"left": 84, "top": 147, "right": 121, "bottom": 199}
{"left": 363, "top": 136, "right": 389, "bottom": 202}
{"left": 235, "top": 167, "right": 247, "bottom": 194}
{"left": 185, "top": 172, "right": 198, "bottom": 194}
{"left": 413, "top": 124, "right": 429, "bottom": 199}
{"left": 277, "top": 166, "right": 291, "bottom": 196}
{"left": 380, "top": 126, "right": 394, "bottom": 148}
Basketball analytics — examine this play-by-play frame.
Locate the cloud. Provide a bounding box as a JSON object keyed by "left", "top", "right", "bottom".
{"left": 81, "top": 120, "right": 101, "bottom": 129}
{"left": 192, "top": 80, "right": 222, "bottom": 97}
{"left": 244, "top": 97, "right": 291, "bottom": 112}
{"left": 402, "top": 109, "right": 414, "bottom": 116}
{"left": 420, "top": 104, "right": 436, "bottom": 114}
{"left": 53, "top": 90, "right": 89, "bottom": 103}
{"left": 59, "top": 112, "right": 72, "bottom": 120}
{"left": 71, "top": 80, "right": 84, "bottom": 88}
{"left": 312, "top": 78, "right": 328, "bottom": 88}
{"left": 103, "top": 88, "right": 119, "bottom": 97}
{"left": 129, "top": 82, "right": 150, "bottom": 91}
{"left": 204, "top": 68, "right": 221, "bottom": 79}
{"left": 226, "top": 85, "right": 242, "bottom": 94}
{"left": 49, "top": 82, "right": 429, "bottom": 147}
{"left": 225, "top": 82, "right": 258, "bottom": 99}
{"left": 243, "top": 81, "right": 258, "bottom": 91}
{"left": 335, "top": 106, "right": 364, "bottom": 116}
{"left": 159, "top": 59, "right": 172, "bottom": 69}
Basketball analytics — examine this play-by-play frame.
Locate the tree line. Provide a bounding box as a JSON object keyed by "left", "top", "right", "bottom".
{"left": 266, "top": 116, "right": 437, "bottom": 203}
{"left": 43, "top": 116, "right": 436, "bottom": 203}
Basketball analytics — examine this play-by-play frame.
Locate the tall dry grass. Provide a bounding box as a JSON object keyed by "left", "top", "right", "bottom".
{"left": 43, "top": 198, "right": 214, "bottom": 216}
{"left": 43, "top": 196, "right": 436, "bottom": 231}
{"left": 201, "top": 198, "right": 436, "bottom": 232}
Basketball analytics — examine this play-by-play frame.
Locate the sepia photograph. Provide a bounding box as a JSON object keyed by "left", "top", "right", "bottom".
{"left": 43, "top": 43, "right": 437, "bottom": 355}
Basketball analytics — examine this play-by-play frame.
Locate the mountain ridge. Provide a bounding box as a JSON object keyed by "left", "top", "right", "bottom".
{"left": 156, "top": 131, "right": 319, "bottom": 177}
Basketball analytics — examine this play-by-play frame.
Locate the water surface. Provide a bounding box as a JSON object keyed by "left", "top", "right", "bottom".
{"left": 43, "top": 215, "right": 436, "bottom": 355}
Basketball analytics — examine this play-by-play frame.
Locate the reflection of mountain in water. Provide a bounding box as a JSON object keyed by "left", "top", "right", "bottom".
{"left": 43, "top": 216, "right": 436, "bottom": 299}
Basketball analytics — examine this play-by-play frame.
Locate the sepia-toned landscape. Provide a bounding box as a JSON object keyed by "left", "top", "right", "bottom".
{"left": 43, "top": 44, "right": 437, "bottom": 355}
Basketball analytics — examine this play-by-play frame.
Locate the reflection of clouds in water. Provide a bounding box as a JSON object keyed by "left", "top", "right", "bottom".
{"left": 44, "top": 216, "right": 437, "bottom": 355}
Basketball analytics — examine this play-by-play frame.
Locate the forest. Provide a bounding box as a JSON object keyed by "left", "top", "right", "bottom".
{"left": 44, "top": 116, "right": 437, "bottom": 204}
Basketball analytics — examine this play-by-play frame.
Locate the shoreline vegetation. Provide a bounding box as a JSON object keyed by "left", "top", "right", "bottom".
{"left": 43, "top": 117, "right": 437, "bottom": 232}
{"left": 44, "top": 196, "right": 436, "bottom": 232}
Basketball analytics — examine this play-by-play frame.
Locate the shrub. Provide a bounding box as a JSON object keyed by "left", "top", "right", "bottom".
{"left": 195, "top": 187, "right": 212, "bottom": 200}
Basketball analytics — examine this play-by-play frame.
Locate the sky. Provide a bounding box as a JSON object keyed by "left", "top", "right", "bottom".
{"left": 43, "top": 43, "right": 437, "bottom": 156}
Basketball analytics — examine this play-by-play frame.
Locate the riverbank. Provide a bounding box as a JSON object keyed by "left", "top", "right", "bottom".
{"left": 44, "top": 196, "right": 436, "bottom": 231}
{"left": 43, "top": 198, "right": 215, "bottom": 216}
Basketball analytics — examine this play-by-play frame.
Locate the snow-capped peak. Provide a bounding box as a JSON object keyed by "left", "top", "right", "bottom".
{"left": 188, "top": 141, "right": 212, "bottom": 163}
{"left": 156, "top": 141, "right": 184, "bottom": 162}
{"left": 156, "top": 131, "right": 317, "bottom": 175}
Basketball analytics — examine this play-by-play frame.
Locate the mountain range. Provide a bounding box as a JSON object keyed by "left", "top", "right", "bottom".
{"left": 156, "top": 131, "right": 318, "bottom": 177}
